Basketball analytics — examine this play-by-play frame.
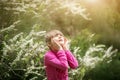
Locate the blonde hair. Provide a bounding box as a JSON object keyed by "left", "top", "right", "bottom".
{"left": 45, "top": 30, "right": 64, "bottom": 44}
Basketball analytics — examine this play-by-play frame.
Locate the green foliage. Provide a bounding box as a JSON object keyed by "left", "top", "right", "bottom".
{"left": 0, "top": 25, "right": 47, "bottom": 80}
{"left": 71, "top": 29, "right": 99, "bottom": 57}
{"left": 0, "top": 24, "right": 119, "bottom": 80}
{"left": 0, "top": 0, "right": 120, "bottom": 80}
{"left": 84, "top": 52, "right": 120, "bottom": 80}
{"left": 82, "top": 0, "right": 120, "bottom": 49}
{"left": 69, "top": 29, "right": 118, "bottom": 80}
{"left": 0, "top": 0, "right": 91, "bottom": 36}
{"left": 1, "top": 0, "right": 120, "bottom": 49}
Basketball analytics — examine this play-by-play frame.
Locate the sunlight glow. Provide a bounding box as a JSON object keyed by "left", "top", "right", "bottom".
{"left": 44, "top": 0, "right": 91, "bottom": 20}
{"left": 86, "top": 0, "right": 99, "bottom": 3}
{"left": 60, "top": 1, "right": 91, "bottom": 20}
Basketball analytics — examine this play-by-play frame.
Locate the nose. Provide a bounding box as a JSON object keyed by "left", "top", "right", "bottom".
{"left": 57, "top": 35, "right": 62, "bottom": 39}
{"left": 58, "top": 34, "right": 62, "bottom": 37}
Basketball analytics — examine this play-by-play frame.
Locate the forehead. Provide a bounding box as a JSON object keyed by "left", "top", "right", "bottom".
{"left": 48, "top": 30, "right": 63, "bottom": 37}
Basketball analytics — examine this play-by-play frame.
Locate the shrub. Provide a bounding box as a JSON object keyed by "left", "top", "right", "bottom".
{"left": 0, "top": 24, "right": 47, "bottom": 80}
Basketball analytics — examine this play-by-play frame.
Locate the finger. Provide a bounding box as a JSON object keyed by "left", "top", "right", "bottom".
{"left": 64, "top": 37, "right": 68, "bottom": 44}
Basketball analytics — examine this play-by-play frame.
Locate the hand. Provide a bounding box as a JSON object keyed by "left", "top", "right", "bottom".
{"left": 51, "top": 38, "right": 63, "bottom": 51}
{"left": 61, "top": 37, "right": 70, "bottom": 50}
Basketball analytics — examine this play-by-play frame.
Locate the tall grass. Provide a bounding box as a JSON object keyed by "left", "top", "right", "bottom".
{"left": 0, "top": 25, "right": 118, "bottom": 80}
{"left": 0, "top": 24, "right": 47, "bottom": 80}
{"left": 69, "top": 30, "right": 118, "bottom": 80}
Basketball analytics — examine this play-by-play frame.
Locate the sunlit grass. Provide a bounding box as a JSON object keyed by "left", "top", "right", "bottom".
{"left": 44, "top": 0, "right": 91, "bottom": 20}
{"left": 61, "top": 0, "right": 91, "bottom": 20}
{"left": 85, "top": 0, "right": 99, "bottom": 3}
{"left": 0, "top": 0, "right": 120, "bottom": 80}
{"left": 60, "top": 1, "right": 91, "bottom": 20}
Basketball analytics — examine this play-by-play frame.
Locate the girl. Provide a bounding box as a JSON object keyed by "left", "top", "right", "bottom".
{"left": 44, "top": 30, "right": 78, "bottom": 80}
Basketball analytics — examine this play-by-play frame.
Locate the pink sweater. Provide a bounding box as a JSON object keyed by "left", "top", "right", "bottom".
{"left": 44, "top": 50, "right": 78, "bottom": 80}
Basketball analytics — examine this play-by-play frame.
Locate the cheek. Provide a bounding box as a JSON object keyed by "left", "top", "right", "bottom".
{"left": 52, "top": 37, "right": 59, "bottom": 41}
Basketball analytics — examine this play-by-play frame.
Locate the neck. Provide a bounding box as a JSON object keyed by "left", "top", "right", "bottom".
{"left": 50, "top": 48, "right": 58, "bottom": 53}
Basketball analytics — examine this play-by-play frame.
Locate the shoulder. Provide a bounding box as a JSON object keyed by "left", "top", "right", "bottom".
{"left": 44, "top": 51, "right": 56, "bottom": 59}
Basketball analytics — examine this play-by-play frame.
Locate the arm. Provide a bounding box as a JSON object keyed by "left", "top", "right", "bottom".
{"left": 61, "top": 38, "right": 78, "bottom": 69}
{"left": 65, "top": 50, "right": 78, "bottom": 69}
{"left": 45, "top": 50, "right": 69, "bottom": 71}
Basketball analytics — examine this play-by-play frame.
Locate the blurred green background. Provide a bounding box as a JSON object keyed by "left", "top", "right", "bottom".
{"left": 0, "top": 0, "right": 120, "bottom": 80}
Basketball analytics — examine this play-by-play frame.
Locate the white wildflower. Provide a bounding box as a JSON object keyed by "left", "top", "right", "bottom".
{"left": 103, "top": 46, "right": 118, "bottom": 59}
{"left": 9, "top": 32, "right": 23, "bottom": 42}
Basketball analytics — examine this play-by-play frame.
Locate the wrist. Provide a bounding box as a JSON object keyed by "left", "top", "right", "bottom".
{"left": 63, "top": 46, "right": 69, "bottom": 50}
{"left": 59, "top": 47, "right": 63, "bottom": 50}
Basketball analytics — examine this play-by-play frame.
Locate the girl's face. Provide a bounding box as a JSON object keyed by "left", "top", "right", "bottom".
{"left": 52, "top": 34, "right": 64, "bottom": 45}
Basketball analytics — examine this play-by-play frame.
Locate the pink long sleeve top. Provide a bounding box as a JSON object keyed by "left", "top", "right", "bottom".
{"left": 44, "top": 50, "right": 78, "bottom": 80}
